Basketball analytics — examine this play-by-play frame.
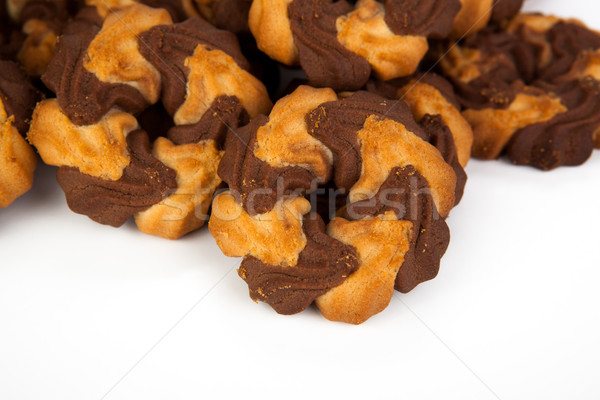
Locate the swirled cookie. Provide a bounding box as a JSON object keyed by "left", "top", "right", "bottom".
{"left": 461, "top": 80, "right": 600, "bottom": 169}
{"left": 249, "top": 0, "right": 462, "bottom": 90}
{"left": 438, "top": 13, "right": 600, "bottom": 168}
{"left": 29, "top": 5, "right": 272, "bottom": 239}
{"left": 209, "top": 85, "right": 462, "bottom": 324}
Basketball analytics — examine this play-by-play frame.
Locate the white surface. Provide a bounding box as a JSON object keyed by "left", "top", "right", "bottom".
{"left": 2, "top": 1, "right": 600, "bottom": 399}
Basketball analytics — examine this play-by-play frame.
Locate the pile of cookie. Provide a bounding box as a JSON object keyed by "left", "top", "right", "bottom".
{"left": 1, "top": 0, "right": 599, "bottom": 323}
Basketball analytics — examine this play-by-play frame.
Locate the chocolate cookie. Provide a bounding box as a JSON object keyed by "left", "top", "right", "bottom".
{"left": 29, "top": 4, "right": 272, "bottom": 239}
{"left": 209, "top": 85, "right": 463, "bottom": 324}
{"left": 438, "top": 13, "right": 600, "bottom": 169}
{"left": 248, "top": 0, "right": 462, "bottom": 91}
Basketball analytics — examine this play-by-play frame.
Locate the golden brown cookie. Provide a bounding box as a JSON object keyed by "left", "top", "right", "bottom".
{"left": 210, "top": 85, "right": 462, "bottom": 324}
{"left": 438, "top": 13, "right": 600, "bottom": 169}
{"left": 249, "top": 0, "right": 461, "bottom": 90}
{"left": 30, "top": 8, "right": 271, "bottom": 238}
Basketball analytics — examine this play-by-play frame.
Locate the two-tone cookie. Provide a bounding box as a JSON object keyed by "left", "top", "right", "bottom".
{"left": 209, "top": 85, "right": 462, "bottom": 324}
{"left": 28, "top": 4, "right": 271, "bottom": 238}
{"left": 438, "top": 13, "right": 600, "bottom": 169}
{"left": 249, "top": 0, "right": 463, "bottom": 90}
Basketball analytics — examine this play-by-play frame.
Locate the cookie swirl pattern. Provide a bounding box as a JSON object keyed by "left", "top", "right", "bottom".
{"left": 439, "top": 13, "right": 600, "bottom": 169}
{"left": 249, "top": 0, "right": 462, "bottom": 91}
{"left": 209, "top": 85, "right": 468, "bottom": 324}
{"left": 28, "top": 4, "right": 271, "bottom": 239}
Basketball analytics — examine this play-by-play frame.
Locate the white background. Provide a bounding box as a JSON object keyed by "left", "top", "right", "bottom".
{"left": 1, "top": 1, "right": 600, "bottom": 399}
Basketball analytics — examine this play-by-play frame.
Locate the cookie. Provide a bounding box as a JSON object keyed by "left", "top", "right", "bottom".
{"left": 0, "top": 60, "right": 40, "bottom": 207}
{"left": 209, "top": 85, "right": 462, "bottom": 324}
{"left": 248, "top": 0, "right": 461, "bottom": 90}
{"left": 29, "top": 4, "right": 272, "bottom": 239}
{"left": 438, "top": 13, "right": 600, "bottom": 169}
